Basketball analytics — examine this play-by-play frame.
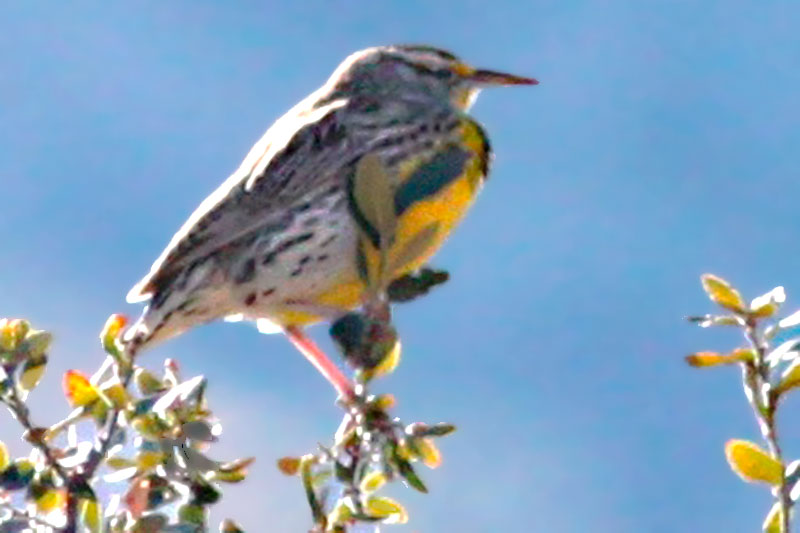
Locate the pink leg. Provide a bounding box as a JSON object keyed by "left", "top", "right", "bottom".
{"left": 284, "top": 326, "right": 354, "bottom": 400}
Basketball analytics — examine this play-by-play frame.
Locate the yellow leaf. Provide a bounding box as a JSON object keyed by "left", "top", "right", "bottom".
{"left": 366, "top": 496, "right": 409, "bottom": 524}
{"left": 106, "top": 456, "right": 136, "bottom": 470}
{"left": 36, "top": 489, "right": 66, "bottom": 514}
{"left": 763, "top": 502, "right": 783, "bottom": 533}
{"left": 685, "top": 350, "right": 753, "bottom": 368}
{"left": 80, "top": 498, "right": 102, "bottom": 533}
{"left": 135, "top": 451, "right": 164, "bottom": 471}
{"left": 0, "top": 441, "right": 8, "bottom": 470}
{"left": 19, "top": 356, "right": 47, "bottom": 391}
{"left": 213, "top": 469, "right": 247, "bottom": 483}
{"left": 725, "top": 439, "right": 783, "bottom": 485}
{"left": 277, "top": 456, "right": 301, "bottom": 476}
{"left": 326, "top": 501, "right": 353, "bottom": 528}
{"left": 776, "top": 360, "right": 800, "bottom": 395}
{"left": 359, "top": 471, "right": 388, "bottom": 493}
{"left": 63, "top": 370, "right": 99, "bottom": 407}
{"left": 396, "top": 440, "right": 414, "bottom": 461}
{"left": 100, "top": 383, "right": 129, "bottom": 409}
{"left": 701, "top": 274, "right": 746, "bottom": 312}
{"left": 100, "top": 313, "right": 127, "bottom": 355}
{"left": 373, "top": 393, "right": 396, "bottom": 410}
{"left": 220, "top": 519, "right": 245, "bottom": 533}
{"left": 0, "top": 319, "right": 16, "bottom": 350}
{"left": 9, "top": 320, "right": 30, "bottom": 346}
{"left": 417, "top": 438, "right": 442, "bottom": 469}
{"left": 750, "top": 287, "right": 786, "bottom": 318}
{"left": 130, "top": 414, "right": 166, "bottom": 439}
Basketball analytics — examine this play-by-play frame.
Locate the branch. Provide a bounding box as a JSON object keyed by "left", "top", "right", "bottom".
{"left": 3, "top": 381, "right": 70, "bottom": 486}
{"left": 744, "top": 320, "right": 791, "bottom": 533}
{"left": 0, "top": 500, "right": 63, "bottom": 530}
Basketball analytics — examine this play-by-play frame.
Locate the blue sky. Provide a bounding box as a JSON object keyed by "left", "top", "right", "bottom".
{"left": 2, "top": 1, "right": 800, "bottom": 531}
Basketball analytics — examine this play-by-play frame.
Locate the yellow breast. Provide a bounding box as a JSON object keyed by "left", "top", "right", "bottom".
{"left": 274, "top": 118, "right": 490, "bottom": 327}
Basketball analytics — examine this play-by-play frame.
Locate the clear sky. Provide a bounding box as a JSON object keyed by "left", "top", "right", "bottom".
{"left": 2, "top": 1, "right": 800, "bottom": 531}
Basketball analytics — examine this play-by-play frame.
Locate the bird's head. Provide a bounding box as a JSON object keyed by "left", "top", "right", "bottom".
{"left": 327, "top": 45, "right": 537, "bottom": 111}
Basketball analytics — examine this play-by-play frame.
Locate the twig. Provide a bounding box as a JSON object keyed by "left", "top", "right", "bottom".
{"left": 0, "top": 500, "right": 63, "bottom": 530}
{"left": 67, "top": 353, "right": 136, "bottom": 531}
{"left": 3, "top": 385, "right": 70, "bottom": 485}
{"left": 743, "top": 319, "right": 791, "bottom": 533}
{"left": 3, "top": 386, "right": 75, "bottom": 532}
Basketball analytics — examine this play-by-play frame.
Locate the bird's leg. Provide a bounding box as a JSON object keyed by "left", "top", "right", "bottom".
{"left": 284, "top": 325, "right": 355, "bottom": 401}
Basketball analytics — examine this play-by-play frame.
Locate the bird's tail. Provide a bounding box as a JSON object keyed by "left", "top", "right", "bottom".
{"left": 121, "top": 303, "right": 183, "bottom": 359}
{"left": 121, "top": 312, "right": 155, "bottom": 359}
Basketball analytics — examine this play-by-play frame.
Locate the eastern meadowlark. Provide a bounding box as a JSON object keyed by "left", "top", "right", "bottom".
{"left": 124, "top": 45, "right": 536, "bottom": 397}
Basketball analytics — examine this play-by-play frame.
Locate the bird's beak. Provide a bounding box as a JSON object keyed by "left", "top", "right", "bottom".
{"left": 468, "top": 68, "right": 538, "bottom": 86}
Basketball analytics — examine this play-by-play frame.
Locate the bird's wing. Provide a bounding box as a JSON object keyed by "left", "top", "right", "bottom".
{"left": 127, "top": 97, "right": 358, "bottom": 303}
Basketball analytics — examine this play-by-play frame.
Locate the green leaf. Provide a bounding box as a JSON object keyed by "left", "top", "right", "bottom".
{"left": 80, "top": 498, "right": 102, "bottom": 533}
{"left": 19, "top": 355, "right": 47, "bottom": 391}
{"left": 179, "top": 503, "right": 207, "bottom": 526}
{"left": 701, "top": 274, "right": 746, "bottom": 313}
{"left": 190, "top": 479, "right": 220, "bottom": 505}
{"left": 300, "top": 455, "right": 325, "bottom": 524}
{"left": 135, "top": 368, "right": 165, "bottom": 395}
{"left": 0, "top": 459, "right": 35, "bottom": 490}
{"left": 395, "top": 455, "right": 428, "bottom": 493}
{"left": 686, "top": 315, "right": 743, "bottom": 328}
{"left": 725, "top": 439, "right": 783, "bottom": 485}
{"left": 407, "top": 422, "right": 457, "bottom": 438}
{"left": 0, "top": 441, "right": 9, "bottom": 471}
{"left": 70, "top": 478, "right": 97, "bottom": 500}
{"left": 131, "top": 514, "right": 168, "bottom": 533}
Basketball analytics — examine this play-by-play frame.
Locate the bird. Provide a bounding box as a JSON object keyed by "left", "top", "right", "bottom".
{"left": 123, "top": 45, "right": 536, "bottom": 399}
